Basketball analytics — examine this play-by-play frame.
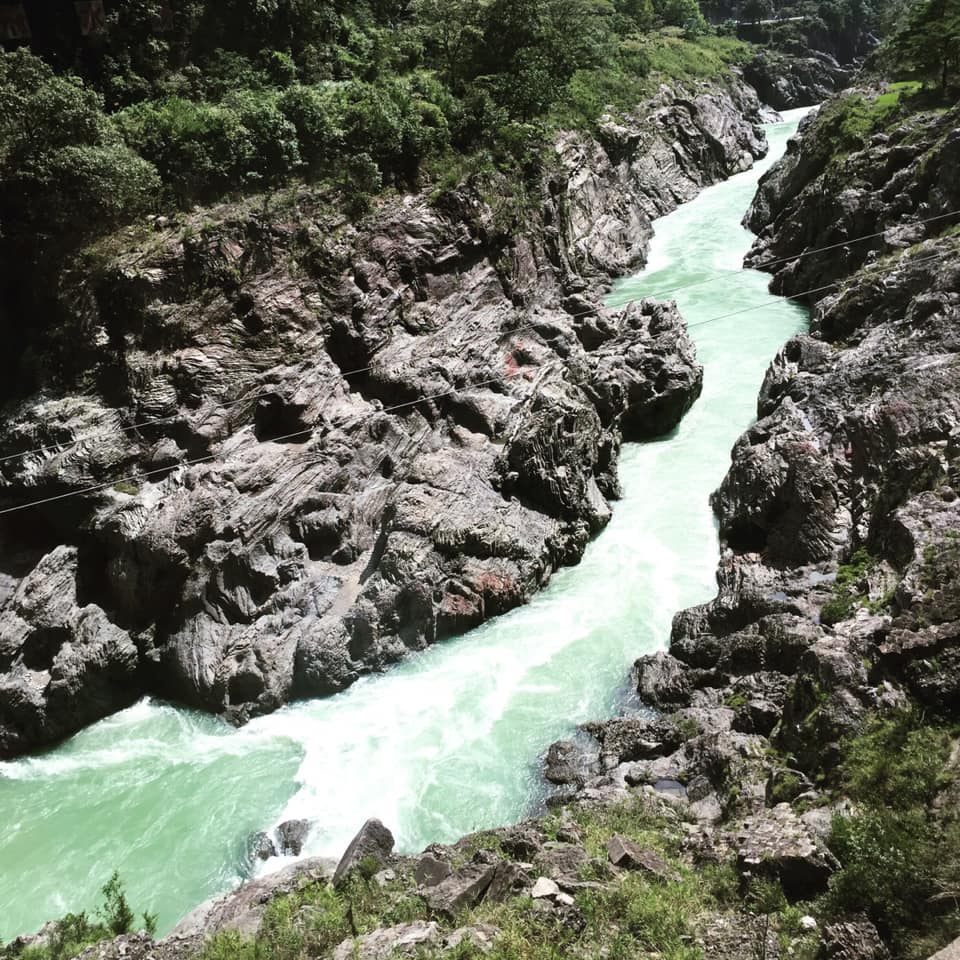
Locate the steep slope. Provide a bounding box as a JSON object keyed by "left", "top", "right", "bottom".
{"left": 0, "top": 79, "right": 767, "bottom": 758}
{"left": 545, "top": 88, "right": 960, "bottom": 956}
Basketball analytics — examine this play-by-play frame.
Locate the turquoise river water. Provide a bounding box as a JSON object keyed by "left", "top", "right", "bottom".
{"left": 0, "top": 108, "right": 810, "bottom": 941}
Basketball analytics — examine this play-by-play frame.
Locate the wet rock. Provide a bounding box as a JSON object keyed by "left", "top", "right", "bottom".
{"left": 275, "top": 819, "right": 311, "bottom": 857}
{"left": 544, "top": 740, "right": 598, "bottom": 787}
{"left": 247, "top": 832, "right": 277, "bottom": 862}
{"left": 332, "top": 819, "right": 395, "bottom": 889}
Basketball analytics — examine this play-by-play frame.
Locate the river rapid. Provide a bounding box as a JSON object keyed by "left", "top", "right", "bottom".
{"left": 0, "top": 108, "right": 810, "bottom": 942}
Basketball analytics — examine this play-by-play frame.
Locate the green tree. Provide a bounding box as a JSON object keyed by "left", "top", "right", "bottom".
{"left": 99, "top": 872, "right": 135, "bottom": 937}
{"left": 414, "top": 0, "right": 486, "bottom": 88}
{"left": 888, "top": 0, "right": 960, "bottom": 92}
{"left": 0, "top": 50, "right": 159, "bottom": 247}
{"left": 655, "top": 0, "right": 707, "bottom": 26}
{"left": 474, "top": 0, "right": 614, "bottom": 120}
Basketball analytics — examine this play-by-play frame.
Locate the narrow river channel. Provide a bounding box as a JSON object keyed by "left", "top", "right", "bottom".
{"left": 0, "top": 108, "right": 810, "bottom": 942}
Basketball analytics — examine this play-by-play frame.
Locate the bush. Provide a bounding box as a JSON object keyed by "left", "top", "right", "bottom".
{"left": 841, "top": 711, "right": 953, "bottom": 807}
{"left": 117, "top": 89, "right": 301, "bottom": 200}
{"left": 825, "top": 807, "right": 936, "bottom": 935}
{"left": 1, "top": 874, "right": 154, "bottom": 960}
{"left": 277, "top": 83, "right": 339, "bottom": 170}
{"left": 0, "top": 51, "right": 159, "bottom": 247}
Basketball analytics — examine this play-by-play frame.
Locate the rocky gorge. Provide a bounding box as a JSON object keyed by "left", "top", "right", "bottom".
{"left": 539, "top": 88, "right": 960, "bottom": 955}
{"left": 0, "top": 78, "right": 769, "bottom": 758}
{"left": 3, "top": 33, "right": 959, "bottom": 960}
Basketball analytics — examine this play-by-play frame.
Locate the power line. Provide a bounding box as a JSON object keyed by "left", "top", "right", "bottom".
{"left": 3, "top": 246, "right": 950, "bottom": 519}
{"left": 0, "top": 372, "right": 525, "bottom": 517}
{"left": 2, "top": 207, "right": 954, "bottom": 470}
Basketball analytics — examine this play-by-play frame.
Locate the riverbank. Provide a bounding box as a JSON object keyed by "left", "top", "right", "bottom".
{"left": 0, "top": 102, "right": 811, "bottom": 949}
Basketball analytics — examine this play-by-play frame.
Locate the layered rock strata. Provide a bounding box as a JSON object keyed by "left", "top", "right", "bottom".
{"left": 0, "top": 78, "right": 768, "bottom": 758}
{"left": 543, "top": 91, "right": 960, "bottom": 951}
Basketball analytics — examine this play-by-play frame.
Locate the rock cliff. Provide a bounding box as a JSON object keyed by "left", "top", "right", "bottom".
{"left": 0, "top": 78, "right": 767, "bottom": 758}
{"left": 543, "top": 89, "right": 960, "bottom": 957}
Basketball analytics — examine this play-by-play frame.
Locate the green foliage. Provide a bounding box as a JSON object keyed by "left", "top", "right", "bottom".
{"left": 99, "top": 872, "right": 135, "bottom": 937}
{"left": 116, "top": 89, "right": 300, "bottom": 201}
{"left": 819, "top": 709, "right": 960, "bottom": 955}
{"left": 1, "top": 875, "right": 154, "bottom": 960}
{"left": 0, "top": 51, "right": 159, "bottom": 247}
{"left": 825, "top": 807, "right": 937, "bottom": 935}
{"left": 820, "top": 548, "right": 882, "bottom": 625}
{"left": 886, "top": 0, "right": 960, "bottom": 92}
{"left": 841, "top": 710, "right": 953, "bottom": 807}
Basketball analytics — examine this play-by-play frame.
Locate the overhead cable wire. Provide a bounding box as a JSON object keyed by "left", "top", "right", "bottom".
{"left": 3, "top": 247, "right": 951, "bottom": 519}
{"left": 2, "top": 209, "right": 954, "bottom": 469}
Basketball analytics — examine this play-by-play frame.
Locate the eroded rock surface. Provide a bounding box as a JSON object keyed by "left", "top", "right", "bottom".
{"left": 0, "top": 79, "right": 768, "bottom": 758}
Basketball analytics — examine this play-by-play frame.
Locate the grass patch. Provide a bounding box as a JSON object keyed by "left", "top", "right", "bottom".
{"left": 818, "top": 710, "right": 960, "bottom": 958}
{"left": 820, "top": 549, "right": 885, "bottom": 626}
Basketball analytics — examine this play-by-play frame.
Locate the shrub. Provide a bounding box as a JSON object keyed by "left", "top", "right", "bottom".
{"left": 277, "top": 84, "right": 339, "bottom": 170}
{"left": 0, "top": 51, "right": 160, "bottom": 246}
{"left": 841, "top": 711, "right": 953, "bottom": 807}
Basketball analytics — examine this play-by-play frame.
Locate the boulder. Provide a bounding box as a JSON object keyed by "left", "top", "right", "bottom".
{"left": 332, "top": 819, "right": 395, "bottom": 888}
{"left": 533, "top": 843, "right": 592, "bottom": 885}
{"left": 332, "top": 921, "right": 439, "bottom": 960}
{"left": 822, "top": 919, "right": 891, "bottom": 960}
{"left": 927, "top": 937, "right": 960, "bottom": 960}
{"left": 734, "top": 804, "right": 839, "bottom": 900}
{"left": 247, "top": 832, "right": 277, "bottom": 862}
{"left": 607, "top": 837, "right": 675, "bottom": 881}
{"left": 530, "top": 877, "right": 561, "bottom": 899}
{"left": 484, "top": 862, "right": 530, "bottom": 904}
{"left": 423, "top": 864, "right": 496, "bottom": 916}
{"left": 172, "top": 858, "right": 335, "bottom": 939}
{"left": 275, "top": 819, "right": 311, "bottom": 856}
{"left": 414, "top": 854, "right": 452, "bottom": 889}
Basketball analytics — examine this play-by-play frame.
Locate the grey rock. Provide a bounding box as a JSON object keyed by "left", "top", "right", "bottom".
{"left": 414, "top": 854, "right": 452, "bottom": 888}
{"left": 607, "top": 837, "right": 675, "bottom": 880}
{"left": 332, "top": 819, "right": 395, "bottom": 889}
{"left": 332, "top": 921, "right": 439, "bottom": 960}
{"left": 172, "top": 857, "right": 335, "bottom": 939}
{"left": 424, "top": 863, "right": 496, "bottom": 916}
{"left": 822, "top": 918, "right": 891, "bottom": 960}
{"left": 247, "top": 832, "right": 277, "bottom": 862}
{"left": 443, "top": 925, "right": 501, "bottom": 954}
{"left": 734, "top": 804, "right": 839, "bottom": 900}
{"left": 275, "top": 819, "right": 311, "bottom": 857}
{"left": 484, "top": 861, "right": 530, "bottom": 904}
{"left": 530, "top": 876, "right": 560, "bottom": 899}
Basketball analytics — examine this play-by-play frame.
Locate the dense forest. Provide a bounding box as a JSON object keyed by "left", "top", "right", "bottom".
{"left": 0, "top": 0, "right": 918, "bottom": 248}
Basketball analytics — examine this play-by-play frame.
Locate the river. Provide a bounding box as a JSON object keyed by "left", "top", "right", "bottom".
{"left": 0, "top": 108, "right": 810, "bottom": 942}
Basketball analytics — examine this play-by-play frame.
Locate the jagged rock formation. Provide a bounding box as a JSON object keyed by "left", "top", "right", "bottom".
{"left": 744, "top": 49, "right": 853, "bottom": 109}
{"left": 0, "top": 79, "right": 768, "bottom": 759}
{"left": 541, "top": 91, "right": 960, "bottom": 955}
